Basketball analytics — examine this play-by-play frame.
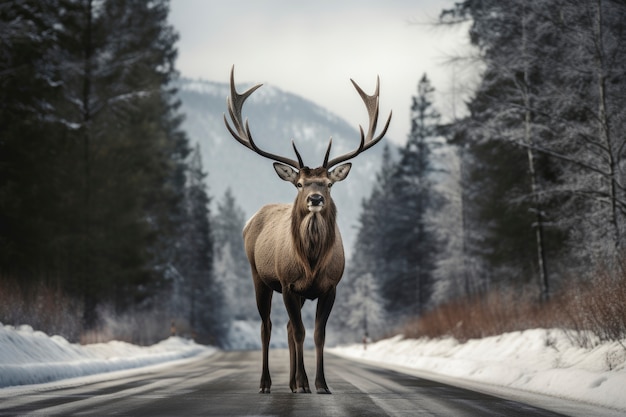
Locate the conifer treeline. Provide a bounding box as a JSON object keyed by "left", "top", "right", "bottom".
{"left": 336, "top": 0, "right": 626, "bottom": 339}
{"left": 0, "top": 0, "right": 221, "bottom": 343}
{"left": 441, "top": 0, "right": 626, "bottom": 293}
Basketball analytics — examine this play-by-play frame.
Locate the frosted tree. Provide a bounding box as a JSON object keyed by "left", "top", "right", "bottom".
{"left": 430, "top": 146, "right": 465, "bottom": 302}
{"left": 343, "top": 273, "right": 386, "bottom": 340}
{"left": 212, "top": 189, "right": 256, "bottom": 320}
{"left": 440, "top": 0, "right": 572, "bottom": 296}
{"left": 0, "top": 0, "right": 192, "bottom": 335}
{"left": 332, "top": 145, "right": 395, "bottom": 341}
{"left": 439, "top": 0, "right": 626, "bottom": 290}
{"left": 169, "top": 143, "right": 228, "bottom": 344}
{"left": 213, "top": 242, "right": 238, "bottom": 321}
{"left": 535, "top": 0, "right": 626, "bottom": 263}
{"left": 382, "top": 74, "right": 442, "bottom": 318}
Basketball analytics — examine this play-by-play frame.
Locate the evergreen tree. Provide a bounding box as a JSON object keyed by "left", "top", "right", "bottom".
{"left": 0, "top": 1, "right": 66, "bottom": 282}
{"left": 59, "top": 0, "right": 191, "bottom": 325}
{"left": 539, "top": 0, "right": 626, "bottom": 262}
{"left": 436, "top": 1, "right": 563, "bottom": 299}
{"left": 382, "top": 74, "right": 441, "bottom": 319}
{"left": 344, "top": 272, "right": 385, "bottom": 340}
{"left": 0, "top": 0, "right": 192, "bottom": 336}
{"left": 439, "top": 0, "right": 625, "bottom": 292}
{"left": 429, "top": 145, "right": 475, "bottom": 303}
{"left": 354, "top": 145, "right": 396, "bottom": 289}
{"left": 173, "top": 143, "right": 224, "bottom": 344}
{"left": 343, "top": 74, "right": 443, "bottom": 326}
{"left": 212, "top": 189, "right": 254, "bottom": 320}
{"left": 333, "top": 145, "right": 394, "bottom": 341}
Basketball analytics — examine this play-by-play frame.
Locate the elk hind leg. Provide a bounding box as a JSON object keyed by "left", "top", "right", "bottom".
{"left": 255, "top": 279, "right": 273, "bottom": 393}
{"left": 314, "top": 288, "right": 336, "bottom": 394}
{"left": 284, "top": 291, "right": 310, "bottom": 393}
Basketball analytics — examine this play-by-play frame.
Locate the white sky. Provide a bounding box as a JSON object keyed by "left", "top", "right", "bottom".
{"left": 168, "top": 0, "right": 475, "bottom": 145}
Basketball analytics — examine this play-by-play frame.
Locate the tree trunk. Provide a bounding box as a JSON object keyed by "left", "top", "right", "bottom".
{"left": 593, "top": 0, "right": 620, "bottom": 250}
{"left": 521, "top": 6, "right": 549, "bottom": 301}
{"left": 81, "top": 0, "right": 96, "bottom": 329}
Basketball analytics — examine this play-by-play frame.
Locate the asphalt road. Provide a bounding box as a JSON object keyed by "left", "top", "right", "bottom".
{"left": 0, "top": 350, "right": 594, "bottom": 416}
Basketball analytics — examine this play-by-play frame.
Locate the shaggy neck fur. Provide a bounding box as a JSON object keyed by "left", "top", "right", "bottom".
{"left": 291, "top": 201, "right": 337, "bottom": 283}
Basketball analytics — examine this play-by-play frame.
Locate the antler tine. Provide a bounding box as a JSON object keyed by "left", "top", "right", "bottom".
{"left": 292, "top": 140, "right": 304, "bottom": 168}
{"left": 324, "top": 77, "right": 392, "bottom": 168}
{"left": 223, "top": 66, "right": 303, "bottom": 168}
{"left": 322, "top": 137, "right": 333, "bottom": 167}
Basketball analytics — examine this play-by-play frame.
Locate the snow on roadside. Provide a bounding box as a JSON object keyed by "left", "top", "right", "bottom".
{"left": 330, "top": 329, "right": 626, "bottom": 412}
{"left": 0, "top": 322, "right": 216, "bottom": 389}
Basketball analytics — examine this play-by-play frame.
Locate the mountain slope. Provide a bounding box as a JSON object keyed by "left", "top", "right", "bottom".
{"left": 175, "top": 78, "right": 394, "bottom": 256}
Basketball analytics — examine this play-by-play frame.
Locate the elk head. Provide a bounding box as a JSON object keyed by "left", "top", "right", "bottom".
{"left": 223, "top": 65, "right": 392, "bottom": 197}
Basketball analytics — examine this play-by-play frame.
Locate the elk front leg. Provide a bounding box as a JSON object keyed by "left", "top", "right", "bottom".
{"left": 255, "top": 280, "right": 273, "bottom": 393}
{"left": 283, "top": 290, "right": 310, "bottom": 393}
{"left": 314, "top": 287, "right": 336, "bottom": 394}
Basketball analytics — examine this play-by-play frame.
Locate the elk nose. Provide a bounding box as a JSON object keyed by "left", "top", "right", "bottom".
{"left": 308, "top": 194, "right": 325, "bottom": 206}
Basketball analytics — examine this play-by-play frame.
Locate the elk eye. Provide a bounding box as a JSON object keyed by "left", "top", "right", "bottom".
{"left": 297, "top": 182, "right": 303, "bottom": 188}
{"left": 328, "top": 183, "right": 333, "bottom": 188}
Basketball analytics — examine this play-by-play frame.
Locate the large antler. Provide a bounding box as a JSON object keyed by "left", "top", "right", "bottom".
{"left": 323, "top": 76, "right": 392, "bottom": 169}
{"left": 224, "top": 66, "right": 304, "bottom": 169}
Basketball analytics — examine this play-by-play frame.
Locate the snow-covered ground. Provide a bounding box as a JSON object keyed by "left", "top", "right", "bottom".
{"left": 0, "top": 322, "right": 215, "bottom": 389}
{"left": 2, "top": 321, "right": 625, "bottom": 415}
{"left": 330, "top": 329, "right": 626, "bottom": 413}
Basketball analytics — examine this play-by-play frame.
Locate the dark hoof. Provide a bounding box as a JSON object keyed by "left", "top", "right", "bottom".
{"left": 259, "top": 388, "right": 271, "bottom": 394}
{"left": 292, "top": 387, "right": 311, "bottom": 393}
{"left": 317, "top": 387, "right": 332, "bottom": 394}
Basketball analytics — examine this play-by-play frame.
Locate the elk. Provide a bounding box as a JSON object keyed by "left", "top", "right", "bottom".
{"left": 223, "top": 66, "right": 391, "bottom": 394}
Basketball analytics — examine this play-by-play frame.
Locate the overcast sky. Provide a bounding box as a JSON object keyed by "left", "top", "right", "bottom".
{"left": 168, "top": 0, "right": 474, "bottom": 145}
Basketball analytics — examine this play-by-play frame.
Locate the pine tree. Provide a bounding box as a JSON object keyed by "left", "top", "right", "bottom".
{"left": 382, "top": 74, "right": 441, "bottom": 318}
{"left": 173, "top": 143, "right": 222, "bottom": 343}
{"left": 212, "top": 189, "right": 254, "bottom": 320}
{"left": 344, "top": 75, "right": 443, "bottom": 325}
{"left": 61, "top": 0, "right": 192, "bottom": 324}
{"left": 345, "top": 272, "right": 385, "bottom": 340}
{"left": 439, "top": 0, "right": 571, "bottom": 295}
{"left": 429, "top": 145, "right": 472, "bottom": 303}
{"left": 332, "top": 145, "right": 394, "bottom": 342}
{"left": 0, "top": 0, "right": 193, "bottom": 336}
{"left": 539, "top": 0, "right": 626, "bottom": 262}
{"left": 0, "top": 0, "right": 66, "bottom": 281}
{"left": 440, "top": 0, "right": 626, "bottom": 292}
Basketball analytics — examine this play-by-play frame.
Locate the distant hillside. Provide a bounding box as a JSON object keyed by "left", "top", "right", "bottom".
{"left": 175, "top": 78, "right": 395, "bottom": 256}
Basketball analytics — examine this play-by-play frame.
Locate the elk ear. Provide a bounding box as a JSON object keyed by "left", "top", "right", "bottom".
{"left": 329, "top": 163, "right": 351, "bottom": 182}
{"left": 273, "top": 162, "right": 299, "bottom": 184}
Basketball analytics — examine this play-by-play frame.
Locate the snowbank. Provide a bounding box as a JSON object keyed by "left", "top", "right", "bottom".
{"left": 330, "top": 329, "right": 626, "bottom": 412}
{"left": 0, "top": 323, "right": 215, "bottom": 388}
{"left": 3, "top": 320, "right": 625, "bottom": 413}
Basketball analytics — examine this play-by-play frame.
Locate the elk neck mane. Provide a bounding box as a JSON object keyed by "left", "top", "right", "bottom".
{"left": 290, "top": 200, "right": 337, "bottom": 281}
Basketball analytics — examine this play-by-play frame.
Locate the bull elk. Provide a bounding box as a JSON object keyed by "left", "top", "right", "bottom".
{"left": 223, "top": 66, "right": 391, "bottom": 394}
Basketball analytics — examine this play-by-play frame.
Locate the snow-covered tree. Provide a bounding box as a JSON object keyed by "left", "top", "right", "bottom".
{"left": 343, "top": 272, "right": 386, "bottom": 340}
{"left": 381, "top": 74, "right": 442, "bottom": 318}
{"left": 212, "top": 189, "right": 255, "bottom": 320}
{"left": 439, "top": 0, "right": 626, "bottom": 292}
{"left": 0, "top": 0, "right": 193, "bottom": 336}
{"left": 430, "top": 146, "right": 466, "bottom": 302}
{"left": 172, "top": 143, "right": 227, "bottom": 344}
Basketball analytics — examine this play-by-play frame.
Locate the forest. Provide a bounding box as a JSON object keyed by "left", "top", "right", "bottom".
{"left": 1, "top": 0, "right": 625, "bottom": 348}
{"left": 0, "top": 0, "right": 226, "bottom": 344}
{"left": 334, "top": 0, "right": 626, "bottom": 345}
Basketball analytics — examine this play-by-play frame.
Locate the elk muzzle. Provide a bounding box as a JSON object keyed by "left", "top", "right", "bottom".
{"left": 307, "top": 194, "right": 325, "bottom": 212}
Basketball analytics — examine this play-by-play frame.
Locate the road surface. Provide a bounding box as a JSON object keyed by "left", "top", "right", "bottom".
{"left": 0, "top": 350, "right": 613, "bottom": 416}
